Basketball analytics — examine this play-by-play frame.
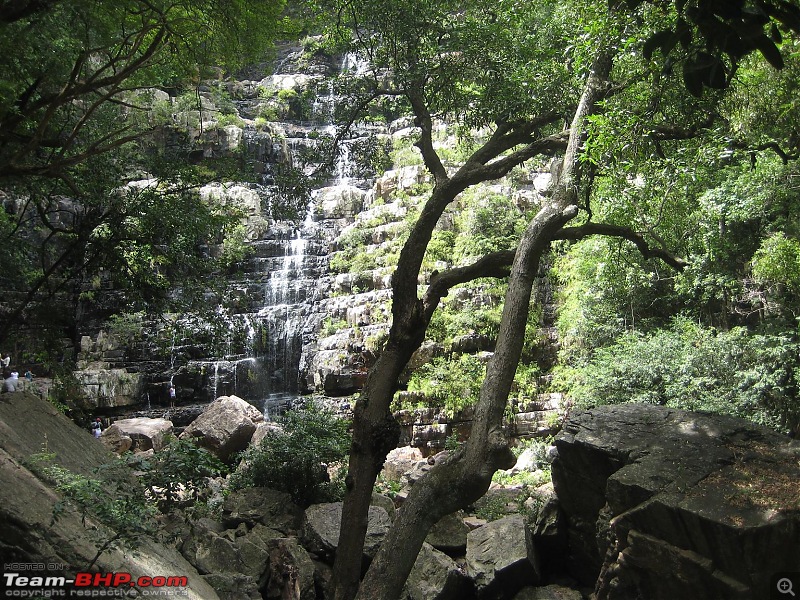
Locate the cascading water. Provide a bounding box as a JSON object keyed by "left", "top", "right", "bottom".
{"left": 179, "top": 51, "right": 375, "bottom": 417}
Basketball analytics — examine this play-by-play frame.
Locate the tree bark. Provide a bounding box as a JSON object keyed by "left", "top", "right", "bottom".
{"left": 354, "top": 203, "right": 577, "bottom": 600}
{"left": 351, "top": 51, "right": 614, "bottom": 600}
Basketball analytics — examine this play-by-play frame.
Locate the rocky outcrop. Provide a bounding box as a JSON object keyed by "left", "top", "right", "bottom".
{"left": 551, "top": 404, "right": 800, "bottom": 600}
{"left": 179, "top": 395, "right": 263, "bottom": 461}
{"left": 221, "top": 487, "right": 302, "bottom": 534}
{"left": 403, "top": 542, "right": 473, "bottom": 600}
{"left": 0, "top": 392, "right": 220, "bottom": 600}
{"left": 301, "top": 502, "right": 391, "bottom": 564}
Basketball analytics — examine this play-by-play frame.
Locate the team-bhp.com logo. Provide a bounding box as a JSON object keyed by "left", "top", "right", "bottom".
{"left": 3, "top": 570, "right": 189, "bottom": 597}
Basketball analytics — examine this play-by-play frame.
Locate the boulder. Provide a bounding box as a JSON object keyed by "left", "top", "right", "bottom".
{"left": 250, "top": 421, "right": 282, "bottom": 448}
{"left": 180, "top": 395, "right": 262, "bottom": 461}
{"left": 552, "top": 404, "right": 800, "bottom": 600}
{"left": 527, "top": 483, "right": 566, "bottom": 577}
{"left": 370, "top": 493, "right": 396, "bottom": 520}
{"left": 466, "top": 514, "right": 540, "bottom": 598}
{"left": 425, "top": 511, "right": 469, "bottom": 556}
{"left": 403, "top": 542, "right": 473, "bottom": 600}
{"left": 301, "top": 502, "right": 391, "bottom": 563}
{"left": 221, "top": 487, "right": 301, "bottom": 534}
{"left": 98, "top": 425, "right": 133, "bottom": 454}
{"left": 382, "top": 446, "right": 425, "bottom": 481}
{"left": 106, "top": 417, "right": 173, "bottom": 451}
{"left": 202, "top": 573, "right": 261, "bottom": 600}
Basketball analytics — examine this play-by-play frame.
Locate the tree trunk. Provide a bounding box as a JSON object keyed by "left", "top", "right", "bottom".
{"left": 331, "top": 43, "right": 613, "bottom": 600}
{"left": 354, "top": 203, "right": 577, "bottom": 600}
{"left": 351, "top": 51, "right": 614, "bottom": 600}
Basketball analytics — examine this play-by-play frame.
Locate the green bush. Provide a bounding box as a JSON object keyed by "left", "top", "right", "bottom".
{"left": 403, "top": 353, "right": 488, "bottom": 416}
{"left": 128, "top": 437, "right": 227, "bottom": 513}
{"left": 555, "top": 317, "right": 800, "bottom": 432}
{"left": 229, "top": 403, "right": 351, "bottom": 507}
{"left": 28, "top": 451, "right": 156, "bottom": 567}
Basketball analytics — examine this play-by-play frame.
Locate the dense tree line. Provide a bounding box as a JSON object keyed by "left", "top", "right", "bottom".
{"left": 0, "top": 0, "right": 287, "bottom": 350}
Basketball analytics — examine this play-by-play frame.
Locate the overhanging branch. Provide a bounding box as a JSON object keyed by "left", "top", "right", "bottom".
{"left": 556, "top": 222, "right": 688, "bottom": 270}
{"left": 420, "top": 220, "right": 688, "bottom": 316}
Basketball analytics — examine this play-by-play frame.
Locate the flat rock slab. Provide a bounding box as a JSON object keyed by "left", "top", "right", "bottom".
{"left": 552, "top": 404, "right": 800, "bottom": 600}
{"left": 105, "top": 416, "right": 173, "bottom": 451}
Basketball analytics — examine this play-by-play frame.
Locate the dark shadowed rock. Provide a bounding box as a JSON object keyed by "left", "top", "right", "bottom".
{"left": 301, "top": 502, "right": 391, "bottom": 563}
{"left": 425, "top": 511, "right": 469, "bottom": 555}
{"left": 552, "top": 404, "right": 800, "bottom": 600}
{"left": 265, "top": 537, "right": 316, "bottom": 600}
{"left": 222, "top": 487, "right": 301, "bottom": 534}
{"left": 466, "top": 514, "right": 540, "bottom": 599}
{"left": 512, "top": 584, "right": 582, "bottom": 600}
{"left": 201, "top": 573, "right": 261, "bottom": 600}
{"left": 180, "top": 395, "right": 263, "bottom": 461}
{"left": 403, "top": 542, "right": 473, "bottom": 600}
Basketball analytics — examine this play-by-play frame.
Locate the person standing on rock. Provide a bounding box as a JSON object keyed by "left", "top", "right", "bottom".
{"left": 91, "top": 418, "right": 102, "bottom": 438}
{"left": 168, "top": 384, "right": 176, "bottom": 408}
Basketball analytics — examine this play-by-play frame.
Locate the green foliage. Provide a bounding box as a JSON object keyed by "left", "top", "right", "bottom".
{"left": 321, "top": 317, "right": 349, "bottom": 337}
{"left": 555, "top": 317, "right": 800, "bottom": 431}
{"left": 229, "top": 403, "right": 351, "bottom": 507}
{"left": 106, "top": 312, "right": 145, "bottom": 342}
{"left": 28, "top": 452, "right": 156, "bottom": 564}
{"left": 374, "top": 473, "right": 403, "bottom": 499}
{"left": 453, "top": 191, "right": 528, "bottom": 259}
{"left": 403, "top": 354, "right": 487, "bottom": 416}
{"left": 752, "top": 232, "right": 800, "bottom": 293}
{"left": 128, "top": 437, "right": 227, "bottom": 513}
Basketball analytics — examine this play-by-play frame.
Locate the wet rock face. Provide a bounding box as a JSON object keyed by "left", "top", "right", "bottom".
{"left": 551, "top": 404, "right": 800, "bottom": 600}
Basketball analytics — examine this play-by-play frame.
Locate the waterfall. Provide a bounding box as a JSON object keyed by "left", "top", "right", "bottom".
{"left": 181, "top": 51, "right": 372, "bottom": 417}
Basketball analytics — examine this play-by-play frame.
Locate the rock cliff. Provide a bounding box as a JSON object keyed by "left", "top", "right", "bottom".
{"left": 0, "top": 391, "right": 220, "bottom": 599}
{"left": 551, "top": 404, "right": 800, "bottom": 600}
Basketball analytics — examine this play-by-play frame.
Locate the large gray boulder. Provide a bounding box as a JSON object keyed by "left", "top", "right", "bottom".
{"left": 425, "top": 511, "right": 469, "bottom": 555}
{"left": 102, "top": 416, "right": 173, "bottom": 452}
{"left": 180, "top": 395, "right": 263, "bottom": 461}
{"left": 301, "top": 502, "right": 391, "bottom": 563}
{"left": 466, "top": 514, "right": 540, "bottom": 599}
{"left": 552, "top": 404, "right": 800, "bottom": 600}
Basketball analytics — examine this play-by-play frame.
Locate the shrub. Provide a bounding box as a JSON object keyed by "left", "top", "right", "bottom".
{"left": 128, "top": 436, "right": 227, "bottom": 513}
{"left": 229, "top": 402, "right": 351, "bottom": 507}
{"left": 28, "top": 451, "right": 156, "bottom": 567}
{"left": 555, "top": 317, "right": 800, "bottom": 432}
